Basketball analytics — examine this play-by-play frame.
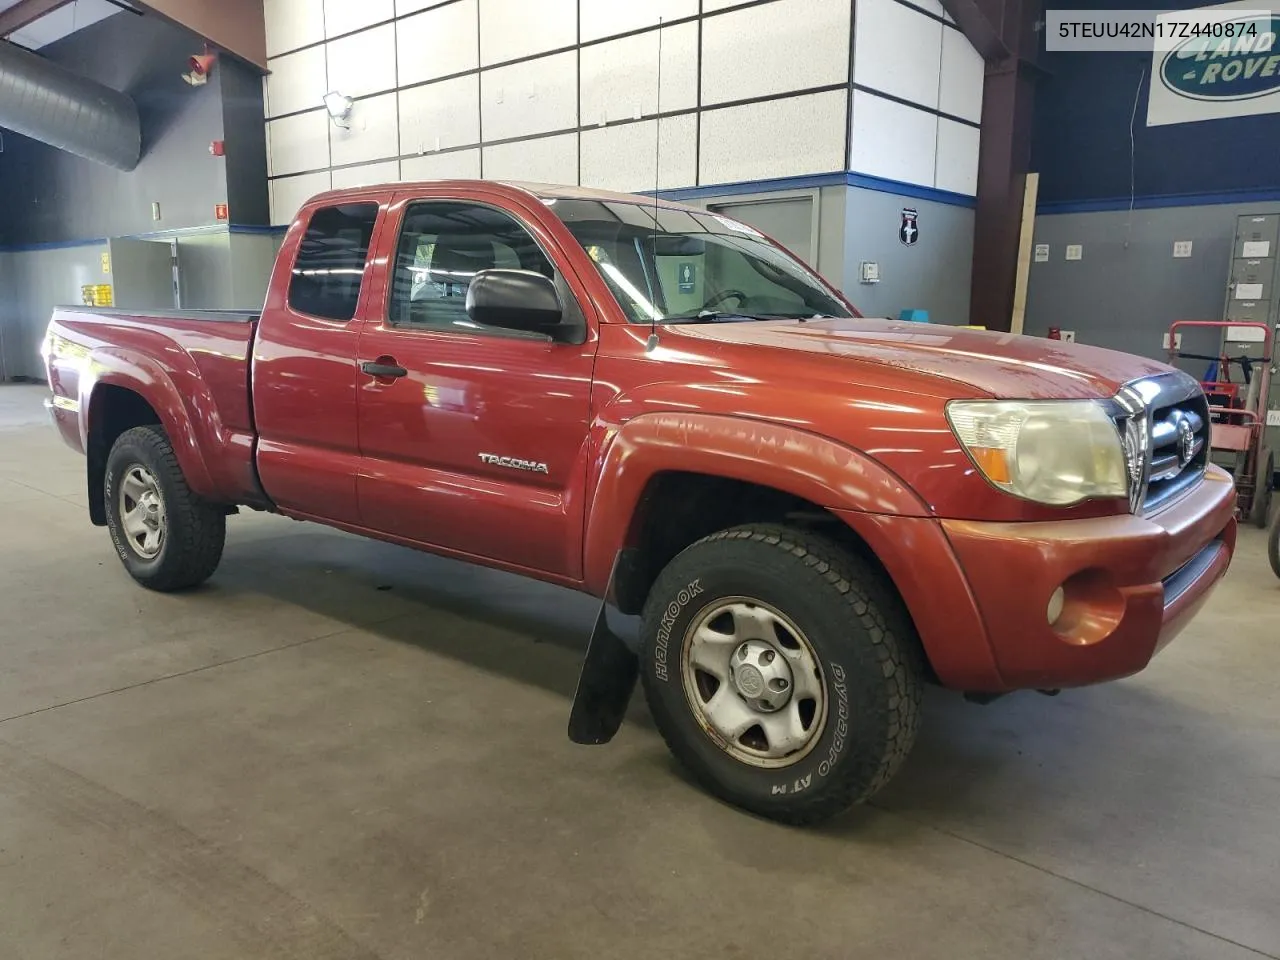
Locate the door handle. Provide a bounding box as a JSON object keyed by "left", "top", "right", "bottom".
{"left": 361, "top": 360, "right": 408, "bottom": 379}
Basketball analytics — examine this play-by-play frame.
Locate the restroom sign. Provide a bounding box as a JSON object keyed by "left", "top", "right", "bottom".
{"left": 677, "top": 262, "right": 696, "bottom": 293}
{"left": 899, "top": 208, "right": 919, "bottom": 246}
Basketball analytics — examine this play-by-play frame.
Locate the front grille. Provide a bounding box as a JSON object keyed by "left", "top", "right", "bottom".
{"left": 1145, "top": 393, "right": 1210, "bottom": 511}
{"left": 1116, "top": 372, "right": 1209, "bottom": 514}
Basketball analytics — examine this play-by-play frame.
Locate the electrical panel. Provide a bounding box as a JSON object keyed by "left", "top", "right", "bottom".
{"left": 1223, "top": 213, "right": 1280, "bottom": 460}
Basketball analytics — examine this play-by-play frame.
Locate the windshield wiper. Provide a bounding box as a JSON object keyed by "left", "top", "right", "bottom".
{"left": 661, "top": 310, "right": 763, "bottom": 324}
{"left": 661, "top": 310, "right": 849, "bottom": 324}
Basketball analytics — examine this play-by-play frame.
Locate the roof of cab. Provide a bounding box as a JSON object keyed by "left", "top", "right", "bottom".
{"left": 306, "top": 179, "right": 699, "bottom": 212}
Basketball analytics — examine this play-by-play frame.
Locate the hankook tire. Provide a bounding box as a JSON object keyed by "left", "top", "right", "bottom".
{"left": 104, "top": 425, "right": 226, "bottom": 591}
{"left": 639, "top": 523, "right": 923, "bottom": 825}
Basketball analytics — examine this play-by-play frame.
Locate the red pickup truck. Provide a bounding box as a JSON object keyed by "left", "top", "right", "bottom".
{"left": 44, "top": 180, "right": 1236, "bottom": 824}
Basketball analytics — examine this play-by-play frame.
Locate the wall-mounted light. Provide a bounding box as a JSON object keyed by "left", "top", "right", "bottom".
{"left": 323, "top": 91, "right": 354, "bottom": 129}
{"left": 183, "top": 49, "right": 216, "bottom": 86}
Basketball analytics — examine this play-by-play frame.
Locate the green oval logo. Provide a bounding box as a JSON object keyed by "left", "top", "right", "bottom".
{"left": 1160, "top": 16, "right": 1280, "bottom": 101}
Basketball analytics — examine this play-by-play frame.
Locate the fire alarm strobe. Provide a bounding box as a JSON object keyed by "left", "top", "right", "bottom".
{"left": 209, "top": 140, "right": 225, "bottom": 156}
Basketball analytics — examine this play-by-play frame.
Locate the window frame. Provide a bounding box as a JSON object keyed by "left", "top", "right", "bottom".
{"left": 383, "top": 197, "right": 585, "bottom": 342}
{"left": 285, "top": 200, "right": 382, "bottom": 324}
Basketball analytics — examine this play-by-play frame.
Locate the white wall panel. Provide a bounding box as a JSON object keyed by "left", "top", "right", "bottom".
{"left": 269, "top": 109, "right": 331, "bottom": 176}
{"left": 327, "top": 23, "right": 397, "bottom": 98}
{"left": 269, "top": 171, "right": 331, "bottom": 225}
{"left": 580, "top": 22, "right": 696, "bottom": 127}
{"left": 580, "top": 114, "right": 696, "bottom": 192}
{"left": 580, "top": 0, "right": 698, "bottom": 42}
{"left": 934, "top": 118, "right": 979, "bottom": 195}
{"left": 332, "top": 159, "right": 402, "bottom": 188}
{"left": 400, "top": 75, "right": 481, "bottom": 154}
{"left": 701, "top": 0, "right": 849, "bottom": 105}
{"left": 330, "top": 92, "right": 400, "bottom": 166}
{"left": 939, "top": 28, "right": 983, "bottom": 124}
{"left": 854, "top": 0, "right": 942, "bottom": 110}
{"left": 482, "top": 132, "right": 578, "bottom": 183}
{"left": 324, "top": 0, "right": 394, "bottom": 37}
{"left": 398, "top": 0, "right": 455, "bottom": 13}
{"left": 266, "top": 46, "right": 327, "bottom": 118}
{"left": 849, "top": 91, "right": 936, "bottom": 187}
{"left": 480, "top": 51, "right": 577, "bottom": 141}
{"left": 700, "top": 90, "right": 846, "bottom": 185}
{"left": 479, "top": 0, "right": 575, "bottom": 66}
{"left": 702, "top": 0, "right": 753, "bottom": 11}
{"left": 397, "top": 0, "right": 478, "bottom": 86}
{"left": 401, "top": 148, "right": 482, "bottom": 180}
{"left": 264, "top": 0, "right": 324, "bottom": 57}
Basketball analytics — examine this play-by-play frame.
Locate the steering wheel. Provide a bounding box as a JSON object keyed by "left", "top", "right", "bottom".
{"left": 698, "top": 288, "right": 749, "bottom": 313}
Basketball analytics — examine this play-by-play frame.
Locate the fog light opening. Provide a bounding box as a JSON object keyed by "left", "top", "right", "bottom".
{"left": 1046, "top": 586, "right": 1066, "bottom": 626}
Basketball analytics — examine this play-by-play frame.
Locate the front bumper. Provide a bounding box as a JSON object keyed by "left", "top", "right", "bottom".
{"left": 836, "top": 465, "right": 1237, "bottom": 692}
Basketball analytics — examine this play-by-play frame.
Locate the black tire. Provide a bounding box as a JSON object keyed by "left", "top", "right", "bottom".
{"left": 1268, "top": 510, "right": 1280, "bottom": 580}
{"left": 104, "top": 425, "right": 226, "bottom": 591}
{"left": 1251, "top": 450, "right": 1274, "bottom": 529}
{"left": 639, "top": 523, "right": 923, "bottom": 825}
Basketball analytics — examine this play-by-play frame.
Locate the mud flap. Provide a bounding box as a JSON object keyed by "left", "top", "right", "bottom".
{"left": 567, "top": 553, "right": 638, "bottom": 745}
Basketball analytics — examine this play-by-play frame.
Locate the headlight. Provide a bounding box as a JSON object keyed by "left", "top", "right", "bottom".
{"left": 946, "top": 399, "right": 1129, "bottom": 506}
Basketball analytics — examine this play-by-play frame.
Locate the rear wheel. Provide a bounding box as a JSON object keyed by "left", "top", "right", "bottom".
{"left": 104, "top": 425, "right": 225, "bottom": 591}
{"left": 639, "top": 524, "right": 923, "bottom": 825}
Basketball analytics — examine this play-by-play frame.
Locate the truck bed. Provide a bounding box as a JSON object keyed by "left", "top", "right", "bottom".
{"left": 45, "top": 305, "right": 264, "bottom": 505}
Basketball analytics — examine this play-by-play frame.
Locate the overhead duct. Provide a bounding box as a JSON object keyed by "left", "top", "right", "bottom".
{"left": 0, "top": 39, "right": 141, "bottom": 171}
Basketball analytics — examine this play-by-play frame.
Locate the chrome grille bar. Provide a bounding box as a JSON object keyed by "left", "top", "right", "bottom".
{"left": 1115, "top": 371, "right": 1209, "bottom": 514}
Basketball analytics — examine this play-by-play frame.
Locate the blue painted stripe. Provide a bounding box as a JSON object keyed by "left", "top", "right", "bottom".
{"left": 845, "top": 172, "right": 976, "bottom": 208}
{"left": 649, "top": 172, "right": 848, "bottom": 201}
{"left": 1039, "top": 186, "right": 1280, "bottom": 215}
{"left": 0, "top": 222, "right": 281, "bottom": 252}
{"left": 0, "top": 237, "right": 107, "bottom": 253}
{"left": 648, "top": 171, "right": 976, "bottom": 208}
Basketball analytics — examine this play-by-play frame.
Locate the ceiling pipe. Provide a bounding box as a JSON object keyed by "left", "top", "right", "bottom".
{"left": 0, "top": 38, "right": 141, "bottom": 171}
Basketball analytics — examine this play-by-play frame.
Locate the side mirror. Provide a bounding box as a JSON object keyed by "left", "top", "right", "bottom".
{"left": 465, "top": 269, "right": 563, "bottom": 334}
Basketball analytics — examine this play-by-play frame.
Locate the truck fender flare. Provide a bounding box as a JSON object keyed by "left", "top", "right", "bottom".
{"left": 84, "top": 350, "right": 218, "bottom": 499}
{"left": 581, "top": 411, "right": 928, "bottom": 597}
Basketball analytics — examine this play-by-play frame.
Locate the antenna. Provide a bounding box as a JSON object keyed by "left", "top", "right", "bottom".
{"left": 645, "top": 18, "right": 664, "bottom": 353}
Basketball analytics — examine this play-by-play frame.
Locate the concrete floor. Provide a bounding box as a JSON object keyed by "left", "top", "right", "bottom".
{"left": 1, "top": 382, "right": 1278, "bottom": 960}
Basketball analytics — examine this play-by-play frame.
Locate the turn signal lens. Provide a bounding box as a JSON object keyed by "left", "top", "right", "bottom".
{"left": 969, "top": 447, "right": 1012, "bottom": 485}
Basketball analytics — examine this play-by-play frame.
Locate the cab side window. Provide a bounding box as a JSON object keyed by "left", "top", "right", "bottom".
{"left": 287, "top": 202, "right": 379, "bottom": 321}
{"left": 389, "top": 201, "right": 554, "bottom": 331}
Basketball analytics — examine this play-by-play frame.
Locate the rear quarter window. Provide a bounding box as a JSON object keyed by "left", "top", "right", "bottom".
{"left": 287, "top": 202, "right": 379, "bottom": 321}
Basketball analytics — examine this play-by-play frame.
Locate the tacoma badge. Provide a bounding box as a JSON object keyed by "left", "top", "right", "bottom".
{"left": 479, "top": 453, "right": 550, "bottom": 474}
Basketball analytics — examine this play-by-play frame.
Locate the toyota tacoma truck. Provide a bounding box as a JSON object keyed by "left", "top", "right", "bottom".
{"left": 44, "top": 180, "right": 1237, "bottom": 824}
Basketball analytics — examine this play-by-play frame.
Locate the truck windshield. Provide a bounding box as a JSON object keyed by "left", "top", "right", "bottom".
{"left": 548, "top": 198, "right": 853, "bottom": 324}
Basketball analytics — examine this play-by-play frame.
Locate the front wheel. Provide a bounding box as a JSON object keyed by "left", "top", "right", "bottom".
{"left": 639, "top": 524, "right": 923, "bottom": 825}
{"left": 104, "top": 425, "right": 226, "bottom": 591}
{"left": 1251, "top": 450, "right": 1274, "bottom": 529}
{"left": 1268, "top": 510, "right": 1280, "bottom": 580}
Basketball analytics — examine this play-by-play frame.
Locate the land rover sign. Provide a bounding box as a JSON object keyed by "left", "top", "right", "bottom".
{"left": 1149, "top": 3, "right": 1280, "bottom": 125}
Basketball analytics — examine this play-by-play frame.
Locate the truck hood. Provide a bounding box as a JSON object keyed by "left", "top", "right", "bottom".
{"left": 669, "top": 316, "right": 1173, "bottom": 400}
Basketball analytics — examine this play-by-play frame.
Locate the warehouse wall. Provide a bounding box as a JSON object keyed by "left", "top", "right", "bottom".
{"left": 845, "top": 186, "right": 974, "bottom": 322}
{"left": 0, "top": 245, "right": 107, "bottom": 381}
{"left": 1025, "top": 204, "right": 1272, "bottom": 361}
{"left": 1026, "top": 0, "right": 1280, "bottom": 353}
{"left": 262, "top": 0, "right": 983, "bottom": 296}
{"left": 0, "top": 10, "right": 274, "bottom": 379}
{"left": 0, "top": 14, "right": 263, "bottom": 245}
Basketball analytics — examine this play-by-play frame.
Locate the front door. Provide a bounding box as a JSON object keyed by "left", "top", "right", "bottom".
{"left": 354, "top": 196, "right": 598, "bottom": 579}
